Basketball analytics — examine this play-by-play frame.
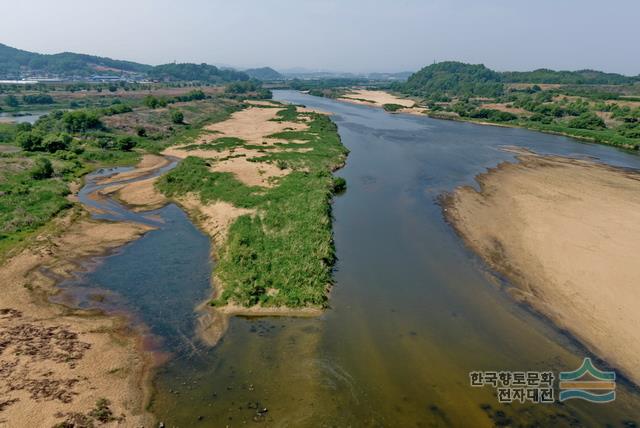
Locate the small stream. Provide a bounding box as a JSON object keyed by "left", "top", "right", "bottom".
{"left": 61, "top": 91, "right": 640, "bottom": 426}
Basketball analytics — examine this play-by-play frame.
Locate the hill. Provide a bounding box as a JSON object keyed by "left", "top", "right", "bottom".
{"left": 0, "top": 43, "right": 250, "bottom": 83}
{"left": 397, "top": 62, "right": 640, "bottom": 99}
{"left": 502, "top": 68, "right": 639, "bottom": 85}
{"left": 398, "top": 61, "right": 504, "bottom": 98}
{"left": 148, "top": 63, "right": 249, "bottom": 83}
{"left": 244, "top": 67, "right": 283, "bottom": 81}
{"left": 0, "top": 43, "right": 150, "bottom": 78}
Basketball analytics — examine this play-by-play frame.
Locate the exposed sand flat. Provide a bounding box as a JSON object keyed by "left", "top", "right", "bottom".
{"left": 0, "top": 212, "right": 154, "bottom": 427}
{"left": 102, "top": 176, "right": 168, "bottom": 211}
{"left": 163, "top": 105, "right": 311, "bottom": 188}
{"left": 176, "top": 194, "right": 254, "bottom": 247}
{"left": 443, "top": 152, "right": 640, "bottom": 386}
{"left": 204, "top": 106, "right": 308, "bottom": 145}
{"left": 163, "top": 145, "right": 263, "bottom": 160}
{"left": 97, "top": 154, "right": 169, "bottom": 185}
{"left": 210, "top": 157, "right": 289, "bottom": 187}
{"left": 339, "top": 89, "right": 415, "bottom": 108}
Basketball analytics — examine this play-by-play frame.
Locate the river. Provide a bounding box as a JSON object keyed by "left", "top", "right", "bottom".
{"left": 63, "top": 90, "right": 640, "bottom": 426}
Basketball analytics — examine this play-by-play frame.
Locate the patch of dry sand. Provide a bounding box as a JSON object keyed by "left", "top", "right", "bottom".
{"left": 443, "top": 152, "right": 640, "bottom": 386}
{"left": 176, "top": 194, "right": 254, "bottom": 247}
{"left": 211, "top": 158, "right": 289, "bottom": 187}
{"left": 204, "top": 107, "right": 308, "bottom": 145}
{"left": 163, "top": 106, "right": 312, "bottom": 188}
{"left": 97, "top": 154, "right": 169, "bottom": 185}
{"left": 102, "top": 176, "right": 167, "bottom": 212}
{"left": 339, "top": 89, "right": 415, "bottom": 108}
{"left": 0, "top": 212, "right": 154, "bottom": 427}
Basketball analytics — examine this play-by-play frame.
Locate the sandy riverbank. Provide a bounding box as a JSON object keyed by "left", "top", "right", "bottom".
{"left": 338, "top": 89, "right": 426, "bottom": 115}
{"left": 0, "top": 153, "right": 182, "bottom": 426}
{"left": 443, "top": 150, "right": 640, "bottom": 386}
{"left": 0, "top": 210, "right": 155, "bottom": 427}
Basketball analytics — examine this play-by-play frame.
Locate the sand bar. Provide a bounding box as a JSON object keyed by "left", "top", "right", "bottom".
{"left": 443, "top": 151, "right": 640, "bottom": 386}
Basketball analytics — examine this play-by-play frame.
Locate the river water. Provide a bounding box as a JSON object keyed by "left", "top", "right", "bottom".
{"left": 65, "top": 90, "right": 640, "bottom": 426}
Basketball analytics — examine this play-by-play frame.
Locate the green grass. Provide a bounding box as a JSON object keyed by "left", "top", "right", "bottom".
{"left": 0, "top": 165, "right": 71, "bottom": 255}
{"left": 180, "top": 136, "right": 247, "bottom": 152}
{"left": 157, "top": 110, "right": 348, "bottom": 307}
{"left": 383, "top": 103, "right": 405, "bottom": 112}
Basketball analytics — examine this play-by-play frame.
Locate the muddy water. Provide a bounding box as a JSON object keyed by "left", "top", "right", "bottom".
{"left": 70, "top": 91, "right": 640, "bottom": 426}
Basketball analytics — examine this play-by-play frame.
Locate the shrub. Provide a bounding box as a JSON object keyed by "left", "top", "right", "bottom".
{"left": 115, "top": 136, "right": 136, "bottom": 151}
{"left": 383, "top": 103, "right": 404, "bottom": 112}
{"left": 30, "top": 157, "right": 53, "bottom": 179}
{"left": 332, "top": 177, "right": 347, "bottom": 193}
{"left": 22, "top": 93, "right": 54, "bottom": 104}
{"left": 171, "top": 109, "right": 184, "bottom": 124}
{"left": 42, "top": 133, "right": 72, "bottom": 153}
{"left": 568, "top": 112, "right": 606, "bottom": 130}
{"left": 5, "top": 95, "right": 19, "bottom": 107}
{"left": 16, "top": 131, "right": 43, "bottom": 151}
{"left": 62, "top": 111, "right": 103, "bottom": 132}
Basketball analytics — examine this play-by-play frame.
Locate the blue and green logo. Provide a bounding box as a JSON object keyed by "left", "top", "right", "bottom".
{"left": 559, "top": 358, "right": 616, "bottom": 403}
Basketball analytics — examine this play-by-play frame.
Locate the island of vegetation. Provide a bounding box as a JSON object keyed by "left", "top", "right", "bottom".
{"left": 157, "top": 102, "right": 348, "bottom": 309}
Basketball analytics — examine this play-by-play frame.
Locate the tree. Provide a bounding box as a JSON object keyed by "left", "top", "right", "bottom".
{"left": 61, "top": 110, "right": 102, "bottom": 132}
{"left": 30, "top": 157, "right": 53, "bottom": 179}
{"left": 115, "top": 136, "right": 136, "bottom": 151}
{"left": 143, "top": 95, "right": 159, "bottom": 109}
{"left": 22, "top": 93, "right": 54, "bottom": 104}
{"left": 41, "top": 133, "right": 71, "bottom": 153}
{"left": 5, "top": 95, "right": 19, "bottom": 107}
{"left": 16, "top": 131, "right": 43, "bottom": 151}
{"left": 171, "top": 109, "right": 184, "bottom": 124}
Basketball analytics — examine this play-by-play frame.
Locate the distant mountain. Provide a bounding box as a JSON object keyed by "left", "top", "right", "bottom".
{"left": 244, "top": 67, "right": 283, "bottom": 81}
{"left": 502, "top": 68, "right": 639, "bottom": 85}
{"left": 399, "top": 61, "right": 504, "bottom": 98}
{"left": 281, "top": 69, "right": 412, "bottom": 81}
{"left": 0, "top": 43, "right": 250, "bottom": 83}
{"left": 0, "top": 43, "right": 150, "bottom": 78}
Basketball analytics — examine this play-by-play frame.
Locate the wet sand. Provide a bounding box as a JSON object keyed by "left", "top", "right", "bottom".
{"left": 443, "top": 150, "right": 640, "bottom": 386}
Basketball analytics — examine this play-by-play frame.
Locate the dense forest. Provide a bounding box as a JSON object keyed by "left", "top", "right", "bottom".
{"left": 397, "top": 61, "right": 504, "bottom": 98}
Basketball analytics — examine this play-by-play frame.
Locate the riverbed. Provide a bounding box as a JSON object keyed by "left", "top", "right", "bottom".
{"left": 65, "top": 90, "right": 640, "bottom": 426}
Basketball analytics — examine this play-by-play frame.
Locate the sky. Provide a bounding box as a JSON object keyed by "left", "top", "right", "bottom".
{"left": 1, "top": 0, "right": 639, "bottom": 75}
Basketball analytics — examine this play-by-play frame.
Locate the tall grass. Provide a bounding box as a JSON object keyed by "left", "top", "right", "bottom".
{"left": 157, "top": 110, "right": 348, "bottom": 307}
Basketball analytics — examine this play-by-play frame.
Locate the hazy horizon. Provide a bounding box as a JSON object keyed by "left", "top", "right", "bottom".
{"left": 1, "top": 0, "right": 639, "bottom": 75}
